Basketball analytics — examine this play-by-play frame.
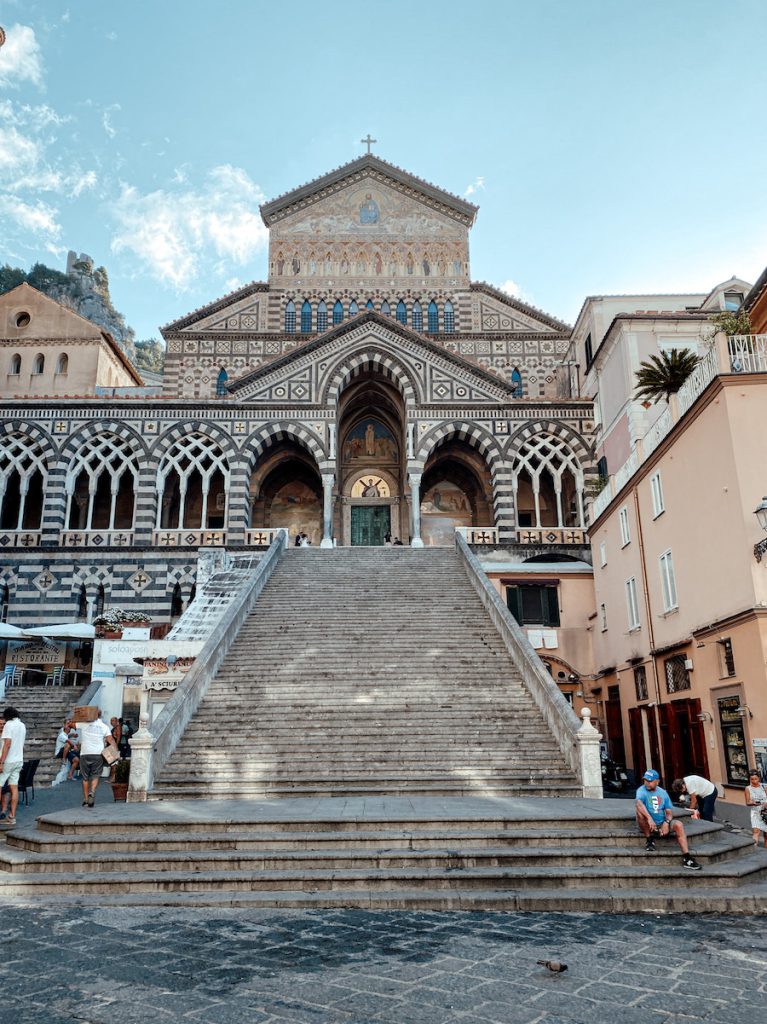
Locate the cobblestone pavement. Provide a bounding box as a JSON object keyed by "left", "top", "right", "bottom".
{"left": 1, "top": 907, "right": 765, "bottom": 1024}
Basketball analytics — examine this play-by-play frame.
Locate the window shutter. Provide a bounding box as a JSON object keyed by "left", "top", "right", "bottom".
{"left": 506, "top": 587, "right": 522, "bottom": 624}
{"left": 545, "top": 587, "right": 560, "bottom": 627}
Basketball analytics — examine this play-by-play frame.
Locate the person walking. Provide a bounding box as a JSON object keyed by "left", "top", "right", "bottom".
{"left": 636, "top": 769, "right": 701, "bottom": 869}
{"left": 672, "top": 775, "right": 718, "bottom": 821}
{"left": 745, "top": 769, "right": 767, "bottom": 848}
{"left": 0, "top": 707, "right": 26, "bottom": 827}
{"left": 75, "top": 710, "right": 116, "bottom": 808}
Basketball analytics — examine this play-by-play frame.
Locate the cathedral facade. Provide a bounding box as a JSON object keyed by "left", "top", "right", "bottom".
{"left": 0, "top": 155, "right": 596, "bottom": 627}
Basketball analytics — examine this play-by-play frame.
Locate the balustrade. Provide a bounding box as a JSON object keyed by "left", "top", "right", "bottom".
{"left": 61, "top": 529, "right": 135, "bottom": 547}
{"left": 152, "top": 529, "right": 227, "bottom": 547}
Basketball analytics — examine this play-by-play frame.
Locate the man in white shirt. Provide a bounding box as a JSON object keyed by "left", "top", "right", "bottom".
{"left": 0, "top": 707, "right": 26, "bottom": 827}
{"left": 76, "top": 710, "right": 115, "bottom": 808}
{"left": 672, "top": 775, "right": 718, "bottom": 822}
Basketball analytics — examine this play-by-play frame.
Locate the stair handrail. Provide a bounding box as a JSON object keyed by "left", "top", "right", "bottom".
{"left": 128, "top": 530, "right": 288, "bottom": 800}
{"left": 454, "top": 532, "right": 603, "bottom": 797}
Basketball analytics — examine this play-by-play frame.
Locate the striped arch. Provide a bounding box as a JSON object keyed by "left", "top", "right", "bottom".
{"left": 147, "top": 420, "right": 233, "bottom": 464}
{"left": 242, "top": 422, "right": 327, "bottom": 471}
{"left": 322, "top": 346, "right": 420, "bottom": 406}
{"left": 0, "top": 419, "right": 57, "bottom": 458}
{"left": 506, "top": 419, "right": 594, "bottom": 469}
{"left": 414, "top": 420, "right": 510, "bottom": 537}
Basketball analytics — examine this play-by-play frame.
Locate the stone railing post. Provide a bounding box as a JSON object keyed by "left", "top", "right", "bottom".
{"left": 127, "top": 712, "right": 153, "bottom": 802}
{"left": 320, "top": 473, "right": 335, "bottom": 548}
{"left": 408, "top": 470, "right": 424, "bottom": 547}
{"left": 576, "top": 707, "right": 603, "bottom": 799}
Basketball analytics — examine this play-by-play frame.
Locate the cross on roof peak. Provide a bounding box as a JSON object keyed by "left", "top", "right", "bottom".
{"left": 360, "top": 134, "right": 377, "bottom": 155}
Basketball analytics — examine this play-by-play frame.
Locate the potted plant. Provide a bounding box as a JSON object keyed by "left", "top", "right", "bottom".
{"left": 94, "top": 608, "right": 152, "bottom": 638}
{"left": 110, "top": 759, "right": 131, "bottom": 801}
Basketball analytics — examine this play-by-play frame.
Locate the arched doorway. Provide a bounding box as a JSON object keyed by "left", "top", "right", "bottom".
{"left": 249, "top": 443, "right": 323, "bottom": 546}
{"left": 420, "top": 441, "right": 493, "bottom": 546}
{"left": 337, "top": 375, "right": 406, "bottom": 545}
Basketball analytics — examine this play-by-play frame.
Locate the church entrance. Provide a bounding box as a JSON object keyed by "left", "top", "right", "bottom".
{"left": 351, "top": 505, "right": 390, "bottom": 546}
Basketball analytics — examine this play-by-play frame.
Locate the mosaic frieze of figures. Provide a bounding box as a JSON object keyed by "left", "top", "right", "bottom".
{"left": 268, "top": 239, "right": 468, "bottom": 283}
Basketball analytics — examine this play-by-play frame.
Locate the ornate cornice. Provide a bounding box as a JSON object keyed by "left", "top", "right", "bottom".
{"left": 161, "top": 281, "right": 269, "bottom": 334}
{"left": 471, "top": 282, "right": 571, "bottom": 333}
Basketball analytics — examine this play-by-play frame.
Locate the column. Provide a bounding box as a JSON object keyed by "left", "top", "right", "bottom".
{"left": 408, "top": 471, "right": 424, "bottom": 547}
{"left": 320, "top": 473, "right": 335, "bottom": 548}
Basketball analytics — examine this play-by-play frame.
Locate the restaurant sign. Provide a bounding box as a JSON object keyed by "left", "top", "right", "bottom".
{"left": 7, "top": 639, "right": 66, "bottom": 665}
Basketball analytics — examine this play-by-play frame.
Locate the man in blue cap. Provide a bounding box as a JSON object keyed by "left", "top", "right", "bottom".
{"left": 636, "top": 768, "right": 701, "bottom": 869}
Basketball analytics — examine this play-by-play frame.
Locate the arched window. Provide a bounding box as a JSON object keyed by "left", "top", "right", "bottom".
{"left": 32, "top": 353, "right": 44, "bottom": 375}
{"left": 380, "top": 300, "right": 391, "bottom": 317}
{"left": 366, "top": 299, "right": 374, "bottom": 310}
{"left": 300, "top": 300, "right": 312, "bottom": 333}
{"left": 348, "top": 299, "right": 359, "bottom": 317}
{"left": 216, "top": 368, "right": 228, "bottom": 398}
{"left": 412, "top": 301, "right": 423, "bottom": 332}
{"left": 396, "top": 300, "right": 407, "bottom": 325}
{"left": 95, "top": 584, "right": 105, "bottom": 618}
{"left": 76, "top": 584, "right": 88, "bottom": 622}
{"left": 317, "top": 300, "right": 328, "bottom": 332}
{"left": 332, "top": 300, "right": 343, "bottom": 325}
{"left": 157, "top": 432, "right": 230, "bottom": 531}
{"left": 0, "top": 433, "right": 47, "bottom": 530}
{"left": 56, "top": 353, "right": 69, "bottom": 374}
{"left": 170, "top": 582, "right": 183, "bottom": 620}
{"left": 511, "top": 368, "right": 523, "bottom": 398}
{"left": 427, "top": 300, "right": 439, "bottom": 332}
{"left": 9, "top": 354, "right": 21, "bottom": 375}
{"left": 512, "top": 433, "right": 585, "bottom": 530}
{"left": 284, "top": 300, "right": 296, "bottom": 333}
{"left": 65, "top": 433, "right": 139, "bottom": 532}
{"left": 444, "top": 301, "right": 455, "bottom": 334}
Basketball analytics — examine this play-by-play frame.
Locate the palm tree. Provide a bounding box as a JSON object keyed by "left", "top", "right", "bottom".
{"left": 634, "top": 348, "right": 700, "bottom": 404}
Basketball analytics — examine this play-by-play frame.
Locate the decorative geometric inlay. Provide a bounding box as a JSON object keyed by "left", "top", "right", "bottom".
{"left": 433, "top": 383, "right": 450, "bottom": 398}
{"left": 33, "top": 570, "right": 56, "bottom": 593}
{"left": 143, "top": 421, "right": 158, "bottom": 434}
{"left": 53, "top": 421, "right": 68, "bottom": 434}
{"left": 546, "top": 531, "right": 558, "bottom": 543}
{"left": 241, "top": 314, "right": 256, "bottom": 328}
{"left": 274, "top": 387, "right": 287, "bottom": 398}
{"left": 233, "top": 421, "right": 247, "bottom": 435}
{"left": 455, "top": 386, "right": 467, "bottom": 398}
{"left": 494, "top": 420, "right": 509, "bottom": 434}
{"left": 129, "top": 570, "right": 152, "bottom": 594}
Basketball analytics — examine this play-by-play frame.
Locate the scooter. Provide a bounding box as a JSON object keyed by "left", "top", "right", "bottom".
{"left": 601, "top": 754, "right": 629, "bottom": 793}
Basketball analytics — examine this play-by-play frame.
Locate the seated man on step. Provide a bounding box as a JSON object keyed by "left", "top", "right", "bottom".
{"left": 636, "top": 769, "right": 701, "bottom": 870}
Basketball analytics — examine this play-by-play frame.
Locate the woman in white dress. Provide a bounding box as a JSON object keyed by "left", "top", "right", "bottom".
{"left": 744, "top": 769, "right": 767, "bottom": 847}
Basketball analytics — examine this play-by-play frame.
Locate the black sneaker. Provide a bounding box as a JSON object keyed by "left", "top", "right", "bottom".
{"left": 645, "top": 837, "right": 656, "bottom": 852}
{"left": 682, "top": 855, "right": 702, "bottom": 870}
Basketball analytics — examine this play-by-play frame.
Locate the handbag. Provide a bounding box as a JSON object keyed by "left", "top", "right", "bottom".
{"left": 760, "top": 807, "right": 767, "bottom": 826}
{"left": 102, "top": 744, "right": 119, "bottom": 766}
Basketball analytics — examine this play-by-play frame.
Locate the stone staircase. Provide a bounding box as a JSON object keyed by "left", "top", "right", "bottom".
{"left": 2, "top": 796, "right": 766, "bottom": 911}
{"left": 1, "top": 685, "right": 87, "bottom": 784}
{"left": 152, "top": 547, "right": 580, "bottom": 800}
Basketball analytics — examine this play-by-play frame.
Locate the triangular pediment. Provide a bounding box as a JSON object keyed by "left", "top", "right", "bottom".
{"left": 228, "top": 311, "right": 519, "bottom": 406}
{"left": 471, "top": 283, "right": 571, "bottom": 333}
{"left": 161, "top": 282, "right": 268, "bottom": 334}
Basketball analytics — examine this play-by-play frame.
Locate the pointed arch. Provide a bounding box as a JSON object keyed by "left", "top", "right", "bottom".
{"left": 380, "top": 300, "right": 391, "bottom": 317}
{"left": 32, "top": 353, "right": 45, "bottom": 374}
{"left": 412, "top": 300, "right": 423, "bottom": 332}
{"left": 155, "top": 431, "right": 230, "bottom": 530}
{"left": 216, "top": 367, "right": 228, "bottom": 397}
{"left": 0, "top": 432, "right": 48, "bottom": 530}
{"left": 9, "top": 353, "right": 21, "bottom": 375}
{"left": 317, "top": 299, "right": 328, "bottom": 332}
{"left": 427, "top": 300, "right": 439, "bottom": 332}
{"left": 508, "top": 425, "right": 590, "bottom": 530}
{"left": 396, "top": 300, "right": 407, "bottom": 326}
{"left": 348, "top": 299, "right": 359, "bottom": 317}
{"left": 284, "top": 299, "right": 296, "bottom": 333}
{"left": 242, "top": 422, "right": 326, "bottom": 471}
{"left": 56, "top": 353, "right": 69, "bottom": 374}
{"left": 322, "top": 345, "right": 420, "bottom": 406}
{"left": 365, "top": 298, "right": 375, "bottom": 310}
{"left": 332, "top": 299, "right": 344, "bottom": 325}
{"left": 511, "top": 367, "right": 523, "bottom": 398}
{"left": 443, "top": 300, "right": 455, "bottom": 333}
{"left": 415, "top": 420, "right": 504, "bottom": 469}
{"left": 300, "top": 299, "right": 312, "bottom": 333}
{"left": 64, "top": 431, "right": 141, "bottom": 531}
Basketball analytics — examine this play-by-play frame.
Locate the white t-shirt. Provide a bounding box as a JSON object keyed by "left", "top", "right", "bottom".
{"left": 55, "top": 728, "right": 68, "bottom": 754}
{"left": 684, "top": 775, "right": 716, "bottom": 798}
{"left": 1, "top": 718, "right": 26, "bottom": 762}
{"left": 76, "top": 719, "right": 111, "bottom": 756}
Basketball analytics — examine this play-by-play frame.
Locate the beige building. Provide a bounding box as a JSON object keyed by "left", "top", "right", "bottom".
{"left": 0, "top": 283, "right": 142, "bottom": 398}
{"left": 587, "top": 327, "right": 767, "bottom": 796}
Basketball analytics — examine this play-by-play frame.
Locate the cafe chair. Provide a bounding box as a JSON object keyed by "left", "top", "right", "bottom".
{"left": 2, "top": 666, "right": 19, "bottom": 687}
{"left": 44, "top": 667, "right": 64, "bottom": 687}
{"left": 17, "top": 759, "right": 40, "bottom": 806}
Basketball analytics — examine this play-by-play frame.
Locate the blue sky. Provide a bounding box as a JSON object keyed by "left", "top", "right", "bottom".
{"left": 1, "top": 0, "right": 766, "bottom": 341}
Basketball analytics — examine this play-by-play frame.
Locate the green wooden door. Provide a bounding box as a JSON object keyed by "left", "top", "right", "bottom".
{"left": 351, "top": 505, "right": 391, "bottom": 545}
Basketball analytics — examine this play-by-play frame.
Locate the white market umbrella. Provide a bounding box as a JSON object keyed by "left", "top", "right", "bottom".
{"left": 24, "top": 623, "right": 96, "bottom": 641}
{"left": 0, "top": 623, "right": 31, "bottom": 640}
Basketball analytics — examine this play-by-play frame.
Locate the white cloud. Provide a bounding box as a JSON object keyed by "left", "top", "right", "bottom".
{"left": 0, "top": 124, "right": 41, "bottom": 174}
{"left": 102, "top": 104, "right": 120, "bottom": 138}
{"left": 499, "top": 279, "right": 522, "bottom": 298}
{"left": 0, "top": 195, "right": 60, "bottom": 235}
{"left": 464, "top": 176, "right": 485, "bottom": 197}
{"left": 0, "top": 25, "right": 44, "bottom": 89}
{"left": 110, "top": 165, "right": 268, "bottom": 289}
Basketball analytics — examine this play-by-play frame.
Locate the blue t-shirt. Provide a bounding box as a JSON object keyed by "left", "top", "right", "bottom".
{"left": 636, "top": 784, "right": 672, "bottom": 825}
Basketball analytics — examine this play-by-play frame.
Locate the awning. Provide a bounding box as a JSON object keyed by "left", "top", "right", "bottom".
{"left": 23, "top": 623, "right": 96, "bottom": 640}
{"left": 0, "top": 623, "right": 31, "bottom": 640}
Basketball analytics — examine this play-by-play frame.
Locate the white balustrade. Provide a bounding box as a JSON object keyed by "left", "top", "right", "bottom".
{"left": 677, "top": 346, "right": 718, "bottom": 415}
{"left": 0, "top": 530, "right": 42, "bottom": 548}
{"left": 642, "top": 408, "right": 673, "bottom": 458}
{"left": 728, "top": 334, "right": 767, "bottom": 373}
{"left": 245, "top": 528, "right": 290, "bottom": 548}
{"left": 455, "top": 526, "right": 500, "bottom": 544}
{"left": 152, "top": 529, "right": 227, "bottom": 547}
{"left": 61, "top": 530, "right": 135, "bottom": 547}
{"left": 613, "top": 450, "right": 639, "bottom": 493}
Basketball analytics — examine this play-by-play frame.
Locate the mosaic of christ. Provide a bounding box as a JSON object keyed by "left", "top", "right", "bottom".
{"left": 343, "top": 420, "right": 398, "bottom": 463}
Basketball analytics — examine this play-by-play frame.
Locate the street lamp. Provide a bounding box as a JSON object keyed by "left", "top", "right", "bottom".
{"left": 753, "top": 497, "right": 767, "bottom": 561}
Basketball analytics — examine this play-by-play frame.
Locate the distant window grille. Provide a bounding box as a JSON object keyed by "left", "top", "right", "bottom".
{"left": 316, "top": 300, "right": 328, "bottom": 332}
{"left": 634, "top": 665, "right": 648, "bottom": 701}
{"left": 216, "top": 368, "right": 228, "bottom": 397}
{"left": 76, "top": 585, "right": 88, "bottom": 622}
{"left": 584, "top": 333, "right": 594, "bottom": 368}
{"left": 596, "top": 455, "right": 608, "bottom": 480}
{"left": 366, "top": 299, "right": 374, "bottom": 310}
{"left": 9, "top": 354, "right": 21, "bottom": 375}
{"left": 332, "top": 300, "right": 343, "bottom": 325}
{"left": 619, "top": 506, "right": 631, "bottom": 546}
{"left": 443, "top": 301, "right": 455, "bottom": 333}
{"left": 0, "top": 585, "right": 9, "bottom": 623}
{"left": 427, "top": 300, "right": 439, "bottom": 332}
{"left": 664, "top": 654, "right": 690, "bottom": 693}
{"left": 412, "top": 301, "right": 423, "bottom": 332}
{"left": 396, "top": 300, "right": 407, "bottom": 325}
{"left": 95, "top": 584, "right": 105, "bottom": 618}
{"left": 348, "top": 299, "right": 359, "bottom": 317}
{"left": 380, "top": 300, "right": 391, "bottom": 317}
{"left": 626, "top": 577, "right": 640, "bottom": 630}
{"left": 659, "top": 549, "right": 678, "bottom": 611}
{"left": 511, "top": 368, "right": 523, "bottom": 398}
{"left": 56, "top": 353, "right": 68, "bottom": 374}
{"left": 32, "top": 353, "right": 44, "bottom": 374}
{"left": 719, "top": 637, "right": 736, "bottom": 677}
{"left": 506, "top": 585, "right": 560, "bottom": 627}
{"left": 284, "top": 301, "right": 296, "bottom": 333}
{"left": 170, "top": 583, "right": 183, "bottom": 619}
{"left": 300, "top": 300, "right": 312, "bottom": 333}
{"left": 724, "top": 291, "right": 743, "bottom": 311}
{"left": 650, "top": 472, "right": 664, "bottom": 518}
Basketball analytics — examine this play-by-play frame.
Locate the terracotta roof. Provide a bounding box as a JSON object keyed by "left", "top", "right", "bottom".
{"left": 588, "top": 311, "right": 713, "bottom": 369}
{"left": 744, "top": 265, "right": 767, "bottom": 313}
{"left": 259, "top": 155, "right": 479, "bottom": 227}
{"left": 161, "top": 281, "right": 268, "bottom": 334}
{"left": 227, "top": 309, "right": 519, "bottom": 397}
{"left": 470, "top": 281, "right": 570, "bottom": 332}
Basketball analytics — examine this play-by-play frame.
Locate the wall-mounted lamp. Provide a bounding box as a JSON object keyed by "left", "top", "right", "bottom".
{"left": 697, "top": 710, "right": 713, "bottom": 722}
{"left": 754, "top": 497, "right": 767, "bottom": 562}
{"left": 737, "top": 704, "right": 753, "bottom": 719}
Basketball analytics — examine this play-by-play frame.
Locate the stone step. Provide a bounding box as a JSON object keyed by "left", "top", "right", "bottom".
{"left": 150, "top": 784, "right": 584, "bottom": 799}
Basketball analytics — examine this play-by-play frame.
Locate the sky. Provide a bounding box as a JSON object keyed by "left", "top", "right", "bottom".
{"left": 1, "top": 0, "right": 766, "bottom": 342}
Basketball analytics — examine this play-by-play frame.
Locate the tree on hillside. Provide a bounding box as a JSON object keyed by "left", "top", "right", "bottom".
{"left": 134, "top": 339, "right": 165, "bottom": 374}
{"left": 634, "top": 348, "right": 700, "bottom": 404}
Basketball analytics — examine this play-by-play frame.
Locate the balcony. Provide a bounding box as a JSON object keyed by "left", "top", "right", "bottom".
{"left": 61, "top": 530, "right": 135, "bottom": 548}
{"left": 152, "top": 529, "right": 227, "bottom": 547}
